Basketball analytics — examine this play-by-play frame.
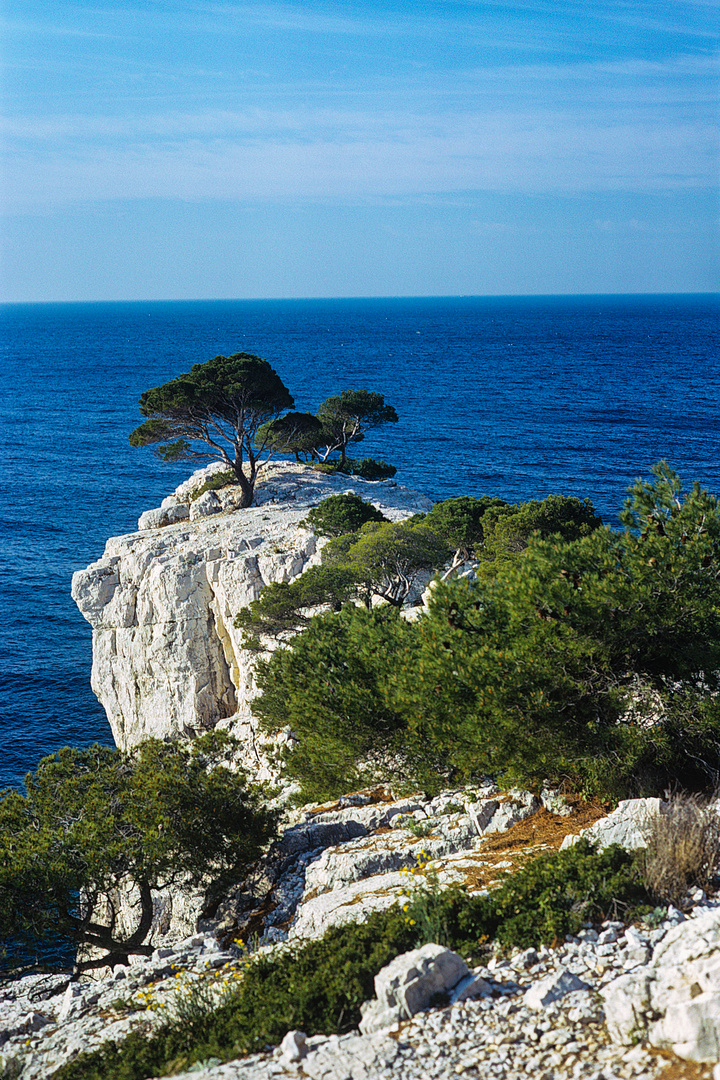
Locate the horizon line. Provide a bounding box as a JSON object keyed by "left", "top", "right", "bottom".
{"left": 2, "top": 290, "right": 719, "bottom": 307}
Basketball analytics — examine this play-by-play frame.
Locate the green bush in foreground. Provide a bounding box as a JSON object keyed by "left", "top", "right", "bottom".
{"left": 0, "top": 733, "right": 276, "bottom": 974}
{"left": 52, "top": 841, "right": 652, "bottom": 1080}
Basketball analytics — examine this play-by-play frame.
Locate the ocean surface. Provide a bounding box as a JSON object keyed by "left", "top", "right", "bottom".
{"left": 1, "top": 294, "right": 719, "bottom": 794}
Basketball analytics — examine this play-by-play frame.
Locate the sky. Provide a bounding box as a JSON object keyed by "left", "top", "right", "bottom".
{"left": 1, "top": 0, "right": 718, "bottom": 301}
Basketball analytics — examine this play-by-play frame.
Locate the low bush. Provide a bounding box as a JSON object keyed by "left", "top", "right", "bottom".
{"left": 639, "top": 793, "right": 720, "bottom": 905}
{"left": 401, "top": 838, "right": 653, "bottom": 954}
{"left": 350, "top": 457, "right": 397, "bottom": 481}
{"left": 311, "top": 457, "right": 396, "bottom": 481}
{"left": 305, "top": 493, "right": 387, "bottom": 537}
{"left": 51, "top": 909, "right": 417, "bottom": 1080}
{"left": 188, "top": 470, "right": 237, "bottom": 501}
{"left": 52, "top": 840, "right": 652, "bottom": 1080}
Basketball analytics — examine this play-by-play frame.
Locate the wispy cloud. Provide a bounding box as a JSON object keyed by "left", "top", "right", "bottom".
{"left": 2, "top": 1, "right": 716, "bottom": 214}
{"left": 3, "top": 109, "right": 715, "bottom": 210}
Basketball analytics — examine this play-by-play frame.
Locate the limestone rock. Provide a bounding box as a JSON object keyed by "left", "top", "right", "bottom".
{"left": 602, "top": 908, "right": 720, "bottom": 1061}
{"left": 72, "top": 462, "right": 433, "bottom": 760}
{"left": 138, "top": 501, "right": 190, "bottom": 531}
{"left": 560, "top": 797, "right": 665, "bottom": 852}
{"left": 189, "top": 490, "right": 222, "bottom": 520}
{"left": 651, "top": 992, "right": 720, "bottom": 1062}
{"left": 359, "top": 944, "right": 469, "bottom": 1033}
{"left": 601, "top": 972, "right": 653, "bottom": 1044}
{"left": 277, "top": 1029, "right": 307, "bottom": 1064}
{"left": 524, "top": 970, "right": 591, "bottom": 1010}
{"left": 482, "top": 790, "right": 541, "bottom": 834}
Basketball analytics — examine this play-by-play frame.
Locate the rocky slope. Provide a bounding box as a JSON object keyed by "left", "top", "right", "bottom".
{"left": 71, "top": 462, "right": 433, "bottom": 770}
{"left": 2, "top": 790, "right": 718, "bottom": 1080}
{"left": 5, "top": 466, "right": 706, "bottom": 1079}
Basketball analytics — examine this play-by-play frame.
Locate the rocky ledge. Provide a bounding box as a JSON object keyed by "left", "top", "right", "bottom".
{"left": 2, "top": 790, "right": 719, "bottom": 1080}
{"left": 71, "top": 462, "right": 432, "bottom": 765}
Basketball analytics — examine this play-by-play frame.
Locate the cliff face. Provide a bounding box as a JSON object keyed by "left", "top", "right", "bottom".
{"left": 71, "top": 462, "right": 433, "bottom": 767}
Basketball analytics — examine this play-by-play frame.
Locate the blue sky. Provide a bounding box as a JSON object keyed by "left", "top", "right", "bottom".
{"left": 1, "top": 0, "right": 718, "bottom": 301}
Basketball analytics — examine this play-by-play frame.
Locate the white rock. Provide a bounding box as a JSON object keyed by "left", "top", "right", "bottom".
{"left": 651, "top": 991, "right": 720, "bottom": 1062}
{"left": 540, "top": 787, "right": 573, "bottom": 817}
{"left": 359, "top": 944, "right": 468, "bottom": 1033}
{"left": 137, "top": 503, "right": 190, "bottom": 531}
{"left": 448, "top": 972, "right": 492, "bottom": 1004}
{"left": 482, "top": 791, "right": 541, "bottom": 834}
{"left": 57, "top": 983, "right": 84, "bottom": 1023}
{"left": 137, "top": 506, "right": 166, "bottom": 531}
{"left": 189, "top": 490, "right": 223, "bottom": 520}
{"left": 524, "top": 970, "right": 591, "bottom": 1010}
{"left": 601, "top": 972, "right": 653, "bottom": 1044}
{"left": 560, "top": 798, "right": 665, "bottom": 851}
{"left": 278, "top": 1029, "right": 307, "bottom": 1063}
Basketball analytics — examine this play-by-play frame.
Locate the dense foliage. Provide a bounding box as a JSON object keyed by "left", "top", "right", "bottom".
{"left": 234, "top": 565, "right": 360, "bottom": 644}
{"left": 326, "top": 518, "right": 450, "bottom": 606}
{"left": 236, "top": 498, "right": 450, "bottom": 642}
{"left": 0, "top": 734, "right": 277, "bottom": 973}
{"left": 52, "top": 840, "right": 652, "bottom": 1080}
{"left": 254, "top": 465, "right": 720, "bottom": 800}
{"left": 422, "top": 495, "right": 509, "bottom": 563}
{"left": 304, "top": 493, "right": 388, "bottom": 537}
{"left": 476, "top": 494, "right": 603, "bottom": 564}
{"left": 253, "top": 606, "right": 412, "bottom": 798}
{"left": 315, "top": 390, "right": 398, "bottom": 464}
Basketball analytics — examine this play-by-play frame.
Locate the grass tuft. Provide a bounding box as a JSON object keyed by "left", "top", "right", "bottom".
{"left": 639, "top": 792, "right": 720, "bottom": 906}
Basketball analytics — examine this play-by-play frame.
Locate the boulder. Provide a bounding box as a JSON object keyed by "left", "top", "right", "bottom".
{"left": 603, "top": 908, "right": 720, "bottom": 1061}
{"left": 482, "top": 790, "right": 541, "bottom": 834}
{"left": 652, "top": 992, "right": 720, "bottom": 1062}
{"left": 359, "top": 944, "right": 470, "bottom": 1033}
{"left": 137, "top": 502, "right": 190, "bottom": 531}
{"left": 189, "top": 490, "right": 222, "bottom": 520}
{"left": 601, "top": 972, "right": 653, "bottom": 1044}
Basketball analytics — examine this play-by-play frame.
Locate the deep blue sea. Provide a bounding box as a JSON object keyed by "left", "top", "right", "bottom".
{"left": 1, "top": 294, "right": 719, "bottom": 795}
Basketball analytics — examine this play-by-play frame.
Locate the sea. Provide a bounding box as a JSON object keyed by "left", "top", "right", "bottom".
{"left": 1, "top": 294, "right": 719, "bottom": 795}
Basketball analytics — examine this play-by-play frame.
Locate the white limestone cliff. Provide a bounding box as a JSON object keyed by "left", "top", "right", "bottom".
{"left": 71, "top": 462, "right": 433, "bottom": 771}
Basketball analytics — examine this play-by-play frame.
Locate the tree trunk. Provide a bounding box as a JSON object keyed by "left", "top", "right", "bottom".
{"left": 232, "top": 459, "right": 255, "bottom": 507}
{"left": 74, "top": 878, "right": 156, "bottom": 974}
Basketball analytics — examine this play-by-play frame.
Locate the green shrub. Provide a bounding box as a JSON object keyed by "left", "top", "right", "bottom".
{"left": 310, "top": 457, "right": 396, "bottom": 481}
{"left": 400, "top": 838, "right": 652, "bottom": 955}
{"left": 253, "top": 605, "right": 415, "bottom": 801}
{"left": 189, "top": 470, "right": 237, "bottom": 501}
{"left": 0, "top": 733, "right": 276, "bottom": 972}
{"left": 390, "top": 464, "right": 720, "bottom": 798}
{"left": 51, "top": 909, "right": 417, "bottom": 1080}
{"left": 350, "top": 458, "right": 397, "bottom": 481}
{"left": 305, "top": 493, "right": 388, "bottom": 537}
{"left": 0, "top": 1057, "right": 23, "bottom": 1080}
{"left": 423, "top": 496, "right": 509, "bottom": 560}
{"left": 233, "top": 565, "right": 360, "bottom": 643}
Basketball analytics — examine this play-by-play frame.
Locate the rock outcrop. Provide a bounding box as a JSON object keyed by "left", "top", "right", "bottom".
{"left": 71, "top": 462, "right": 433, "bottom": 767}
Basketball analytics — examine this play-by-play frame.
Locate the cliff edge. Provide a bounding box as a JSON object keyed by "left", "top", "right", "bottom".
{"left": 71, "top": 462, "right": 433, "bottom": 770}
